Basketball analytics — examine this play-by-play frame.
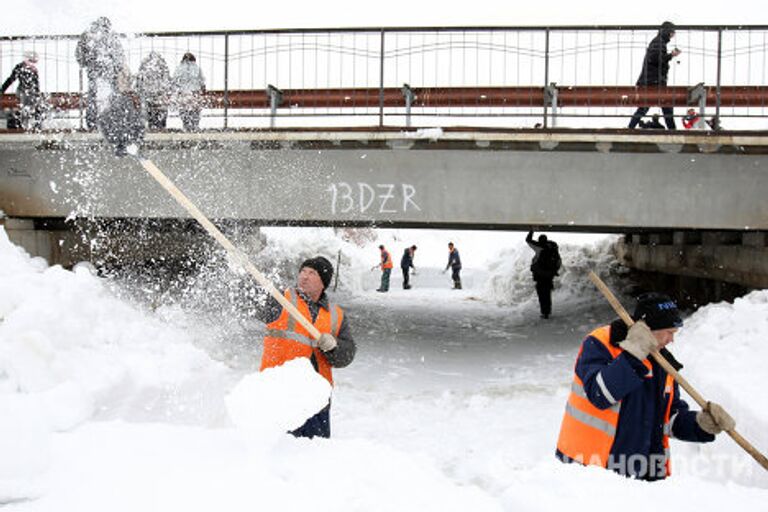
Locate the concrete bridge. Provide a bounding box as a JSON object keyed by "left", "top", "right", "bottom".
{"left": 1, "top": 128, "right": 767, "bottom": 293}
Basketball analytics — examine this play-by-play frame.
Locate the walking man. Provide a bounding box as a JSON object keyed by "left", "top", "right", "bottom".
{"left": 526, "top": 230, "right": 561, "bottom": 319}
{"left": 628, "top": 21, "right": 681, "bottom": 130}
{"left": 1, "top": 51, "right": 46, "bottom": 131}
{"left": 376, "top": 245, "right": 393, "bottom": 292}
{"left": 400, "top": 245, "right": 417, "bottom": 289}
{"left": 256, "top": 256, "right": 356, "bottom": 439}
{"left": 556, "top": 293, "right": 734, "bottom": 480}
{"left": 445, "top": 242, "right": 462, "bottom": 289}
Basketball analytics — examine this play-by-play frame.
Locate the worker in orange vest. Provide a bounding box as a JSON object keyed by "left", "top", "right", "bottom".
{"left": 556, "top": 292, "right": 735, "bottom": 480}
{"left": 257, "top": 256, "right": 356, "bottom": 439}
{"left": 376, "top": 244, "right": 393, "bottom": 292}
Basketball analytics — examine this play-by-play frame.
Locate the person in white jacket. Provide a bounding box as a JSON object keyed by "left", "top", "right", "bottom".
{"left": 172, "top": 53, "right": 206, "bottom": 131}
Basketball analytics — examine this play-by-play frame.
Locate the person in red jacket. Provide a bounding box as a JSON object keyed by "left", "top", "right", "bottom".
{"left": 556, "top": 293, "right": 735, "bottom": 480}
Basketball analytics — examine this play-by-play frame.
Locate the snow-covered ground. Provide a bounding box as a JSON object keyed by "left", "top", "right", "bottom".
{"left": 1, "top": 224, "right": 767, "bottom": 511}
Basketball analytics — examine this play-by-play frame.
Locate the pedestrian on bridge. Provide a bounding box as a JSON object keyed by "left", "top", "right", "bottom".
{"left": 1, "top": 51, "right": 46, "bottom": 131}
{"left": 255, "top": 256, "right": 356, "bottom": 439}
{"left": 172, "top": 52, "right": 206, "bottom": 131}
{"left": 376, "top": 245, "right": 393, "bottom": 292}
{"left": 400, "top": 245, "right": 417, "bottom": 289}
{"left": 136, "top": 51, "right": 172, "bottom": 130}
{"left": 526, "top": 230, "right": 561, "bottom": 319}
{"left": 75, "top": 17, "right": 126, "bottom": 131}
{"left": 628, "top": 21, "right": 681, "bottom": 130}
{"left": 445, "top": 242, "right": 462, "bottom": 289}
{"left": 555, "top": 293, "right": 734, "bottom": 481}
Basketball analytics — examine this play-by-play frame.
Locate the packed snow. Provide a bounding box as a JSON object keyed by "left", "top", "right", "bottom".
{"left": 1, "top": 224, "right": 766, "bottom": 510}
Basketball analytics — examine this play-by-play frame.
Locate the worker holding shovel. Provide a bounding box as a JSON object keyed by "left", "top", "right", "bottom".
{"left": 555, "top": 292, "right": 735, "bottom": 481}
{"left": 256, "top": 256, "right": 356, "bottom": 439}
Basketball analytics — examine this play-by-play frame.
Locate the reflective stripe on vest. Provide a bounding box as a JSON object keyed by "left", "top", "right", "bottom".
{"left": 557, "top": 325, "right": 673, "bottom": 475}
{"left": 260, "top": 289, "right": 343, "bottom": 385}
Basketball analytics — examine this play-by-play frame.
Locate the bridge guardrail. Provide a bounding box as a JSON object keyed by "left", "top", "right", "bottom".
{"left": 1, "top": 25, "right": 767, "bottom": 131}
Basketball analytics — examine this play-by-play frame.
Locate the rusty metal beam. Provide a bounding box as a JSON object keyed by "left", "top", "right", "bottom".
{"left": 3, "top": 86, "right": 767, "bottom": 112}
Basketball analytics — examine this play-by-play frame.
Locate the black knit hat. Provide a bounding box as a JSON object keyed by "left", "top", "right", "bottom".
{"left": 300, "top": 256, "right": 334, "bottom": 290}
{"left": 632, "top": 292, "right": 683, "bottom": 330}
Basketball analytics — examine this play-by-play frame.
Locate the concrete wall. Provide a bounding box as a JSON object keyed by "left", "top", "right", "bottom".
{"left": 1, "top": 130, "right": 767, "bottom": 232}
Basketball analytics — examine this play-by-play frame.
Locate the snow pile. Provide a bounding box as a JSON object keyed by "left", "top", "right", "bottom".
{"left": 226, "top": 358, "right": 331, "bottom": 444}
{"left": 673, "top": 290, "right": 768, "bottom": 488}
{"left": 482, "top": 234, "right": 623, "bottom": 310}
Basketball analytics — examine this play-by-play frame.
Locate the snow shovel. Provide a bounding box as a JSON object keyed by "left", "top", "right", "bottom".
{"left": 588, "top": 271, "right": 768, "bottom": 472}
{"left": 135, "top": 156, "right": 322, "bottom": 341}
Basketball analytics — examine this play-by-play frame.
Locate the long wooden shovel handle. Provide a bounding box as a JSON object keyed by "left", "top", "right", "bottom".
{"left": 137, "top": 158, "right": 322, "bottom": 341}
{"left": 587, "top": 271, "right": 768, "bottom": 472}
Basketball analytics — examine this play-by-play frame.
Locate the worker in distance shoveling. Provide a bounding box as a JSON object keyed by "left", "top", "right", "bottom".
{"left": 555, "top": 292, "right": 735, "bottom": 481}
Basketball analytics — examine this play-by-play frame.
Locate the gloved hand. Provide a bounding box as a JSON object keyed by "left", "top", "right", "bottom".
{"left": 618, "top": 320, "right": 658, "bottom": 361}
{"left": 696, "top": 402, "right": 736, "bottom": 435}
{"left": 317, "top": 333, "right": 338, "bottom": 352}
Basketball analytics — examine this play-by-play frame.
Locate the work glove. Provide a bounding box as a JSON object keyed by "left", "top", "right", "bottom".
{"left": 696, "top": 402, "right": 736, "bottom": 435}
{"left": 317, "top": 333, "right": 338, "bottom": 352}
{"left": 618, "top": 321, "right": 658, "bottom": 361}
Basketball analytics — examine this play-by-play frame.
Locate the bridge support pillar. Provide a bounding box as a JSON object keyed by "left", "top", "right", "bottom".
{"left": 617, "top": 229, "right": 768, "bottom": 305}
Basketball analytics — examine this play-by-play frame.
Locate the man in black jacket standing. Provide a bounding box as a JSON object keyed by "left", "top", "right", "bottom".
{"left": 400, "top": 245, "right": 417, "bottom": 289}
{"left": 526, "top": 230, "right": 561, "bottom": 319}
{"left": 628, "top": 21, "right": 681, "bottom": 130}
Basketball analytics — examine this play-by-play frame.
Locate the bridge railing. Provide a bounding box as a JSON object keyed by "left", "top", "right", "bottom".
{"left": 1, "top": 25, "right": 767, "bottom": 131}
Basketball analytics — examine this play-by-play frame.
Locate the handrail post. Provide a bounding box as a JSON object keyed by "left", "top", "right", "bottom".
{"left": 378, "top": 29, "right": 386, "bottom": 128}
{"left": 543, "top": 28, "right": 550, "bottom": 129}
{"left": 715, "top": 27, "right": 723, "bottom": 130}
{"left": 224, "top": 33, "right": 230, "bottom": 130}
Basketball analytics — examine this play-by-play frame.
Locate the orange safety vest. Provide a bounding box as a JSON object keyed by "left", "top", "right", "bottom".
{"left": 381, "top": 250, "right": 393, "bottom": 269}
{"left": 260, "top": 289, "right": 344, "bottom": 386}
{"left": 556, "top": 325, "right": 675, "bottom": 476}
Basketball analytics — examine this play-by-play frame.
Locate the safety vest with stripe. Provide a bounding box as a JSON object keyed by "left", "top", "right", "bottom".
{"left": 381, "top": 250, "right": 393, "bottom": 269}
{"left": 260, "top": 289, "right": 344, "bottom": 386}
{"left": 556, "top": 325, "right": 675, "bottom": 476}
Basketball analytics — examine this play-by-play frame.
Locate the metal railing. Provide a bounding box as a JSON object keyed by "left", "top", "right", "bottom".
{"left": 1, "top": 25, "right": 767, "bottom": 131}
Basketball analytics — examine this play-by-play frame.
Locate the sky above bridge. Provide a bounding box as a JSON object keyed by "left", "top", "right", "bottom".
{"left": 6, "top": 0, "right": 765, "bottom": 35}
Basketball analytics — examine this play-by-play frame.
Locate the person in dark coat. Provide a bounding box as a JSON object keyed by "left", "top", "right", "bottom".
{"left": 135, "top": 51, "right": 172, "bottom": 130}
{"left": 445, "top": 242, "right": 462, "bottom": 289}
{"left": 400, "top": 245, "right": 417, "bottom": 289}
{"left": 638, "top": 113, "right": 665, "bottom": 130}
{"left": 526, "top": 230, "right": 561, "bottom": 319}
{"left": 75, "top": 17, "right": 127, "bottom": 131}
{"left": 628, "top": 21, "right": 681, "bottom": 130}
{"left": 556, "top": 293, "right": 734, "bottom": 481}
{"left": 98, "top": 66, "right": 145, "bottom": 157}
{"left": 254, "top": 256, "right": 356, "bottom": 439}
{"left": 1, "top": 51, "right": 46, "bottom": 131}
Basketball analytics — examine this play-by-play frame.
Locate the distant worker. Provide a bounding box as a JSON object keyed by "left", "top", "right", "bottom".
{"left": 376, "top": 245, "right": 393, "bottom": 292}
{"left": 445, "top": 242, "right": 462, "bottom": 289}
{"left": 75, "top": 17, "right": 126, "bottom": 130}
{"left": 556, "top": 293, "right": 734, "bottom": 481}
{"left": 638, "top": 113, "right": 665, "bottom": 130}
{"left": 256, "top": 256, "right": 356, "bottom": 439}
{"left": 628, "top": 21, "right": 681, "bottom": 130}
{"left": 1, "top": 51, "right": 46, "bottom": 131}
{"left": 400, "top": 245, "right": 417, "bottom": 290}
{"left": 172, "top": 52, "right": 206, "bottom": 131}
{"left": 526, "top": 230, "right": 561, "bottom": 319}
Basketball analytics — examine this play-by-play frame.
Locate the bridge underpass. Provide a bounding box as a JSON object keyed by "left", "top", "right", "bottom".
{"left": 0, "top": 129, "right": 766, "bottom": 300}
